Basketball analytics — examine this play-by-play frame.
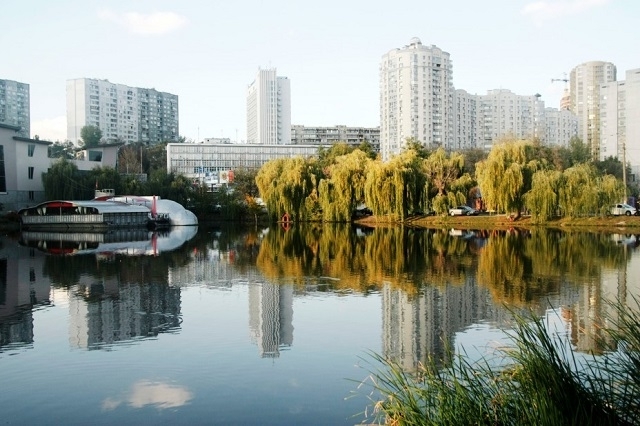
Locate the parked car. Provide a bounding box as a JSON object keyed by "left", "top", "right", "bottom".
{"left": 610, "top": 203, "right": 638, "bottom": 216}
{"left": 448, "top": 205, "right": 478, "bottom": 216}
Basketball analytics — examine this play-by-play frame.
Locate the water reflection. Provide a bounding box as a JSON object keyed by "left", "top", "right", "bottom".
{"left": 102, "top": 380, "right": 193, "bottom": 411}
{"left": 1, "top": 225, "right": 639, "bottom": 367}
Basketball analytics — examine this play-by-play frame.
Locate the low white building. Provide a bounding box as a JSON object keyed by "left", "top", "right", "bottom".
{"left": 166, "top": 143, "right": 328, "bottom": 189}
{"left": 0, "top": 123, "right": 121, "bottom": 211}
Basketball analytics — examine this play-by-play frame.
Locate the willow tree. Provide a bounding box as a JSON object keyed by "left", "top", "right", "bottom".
{"left": 422, "top": 148, "right": 470, "bottom": 213}
{"left": 364, "top": 150, "right": 427, "bottom": 220}
{"left": 524, "top": 169, "right": 562, "bottom": 223}
{"left": 318, "top": 149, "right": 372, "bottom": 222}
{"left": 423, "top": 148, "right": 464, "bottom": 195}
{"left": 42, "top": 158, "right": 82, "bottom": 200}
{"left": 256, "top": 156, "right": 319, "bottom": 221}
{"left": 557, "top": 163, "right": 597, "bottom": 218}
{"left": 557, "top": 164, "right": 623, "bottom": 217}
{"left": 475, "top": 139, "right": 541, "bottom": 218}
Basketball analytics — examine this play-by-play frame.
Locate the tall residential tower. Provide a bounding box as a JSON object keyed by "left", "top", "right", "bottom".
{"left": 246, "top": 68, "right": 291, "bottom": 145}
{"left": 66, "top": 78, "right": 179, "bottom": 145}
{"left": 600, "top": 69, "right": 640, "bottom": 180}
{"left": 0, "top": 79, "right": 30, "bottom": 138}
{"left": 569, "top": 61, "right": 616, "bottom": 159}
{"left": 379, "top": 38, "right": 454, "bottom": 161}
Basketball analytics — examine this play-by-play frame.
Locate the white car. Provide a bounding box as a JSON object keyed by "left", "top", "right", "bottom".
{"left": 610, "top": 203, "right": 637, "bottom": 216}
{"left": 448, "top": 205, "right": 478, "bottom": 216}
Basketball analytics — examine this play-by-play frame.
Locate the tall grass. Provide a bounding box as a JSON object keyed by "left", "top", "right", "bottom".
{"left": 354, "top": 301, "right": 640, "bottom": 425}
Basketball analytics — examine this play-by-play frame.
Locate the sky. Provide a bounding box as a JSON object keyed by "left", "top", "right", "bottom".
{"left": 1, "top": 0, "right": 638, "bottom": 143}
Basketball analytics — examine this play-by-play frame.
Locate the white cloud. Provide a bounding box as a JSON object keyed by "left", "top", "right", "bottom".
{"left": 102, "top": 380, "right": 193, "bottom": 411}
{"left": 522, "top": 0, "right": 612, "bottom": 24}
{"left": 31, "top": 116, "right": 67, "bottom": 142}
{"left": 98, "top": 9, "right": 188, "bottom": 36}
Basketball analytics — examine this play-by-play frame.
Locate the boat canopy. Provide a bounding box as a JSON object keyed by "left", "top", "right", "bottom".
{"left": 19, "top": 200, "right": 151, "bottom": 216}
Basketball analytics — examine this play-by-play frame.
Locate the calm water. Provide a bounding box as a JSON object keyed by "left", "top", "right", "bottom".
{"left": 1, "top": 224, "right": 639, "bottom": 425}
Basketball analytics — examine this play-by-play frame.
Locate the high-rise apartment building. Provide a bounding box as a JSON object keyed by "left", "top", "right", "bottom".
{"left": 246, "top": 68, "right": 291, "bottom": 145}
{"left": 478, "top": 89, "right": 545, "bottom": 148}
{"left": 452, "top": 88, "right": 573, "bottom": 149}
{"left": 66, "top": 78, "right": 179, "bottom": 145}
{"left": 290, "top": 125, "right": 380, "bottom": 153}
{"left": 0, "top": 79, "right": 30, "bottom": 138}
{"left": 569, "top": 61, "right": 617, "bottom": 159}
{"left": 379, "top": 38, "right": 454, "bottom": 161}
{"left": 543, "top": 107, "right": 579, "bottom": 147}
{"left": 600, "top": 68, "right": 640, "bottom": 181}
{"left": 453, "top": 89, "right": 482, "bottom": 150}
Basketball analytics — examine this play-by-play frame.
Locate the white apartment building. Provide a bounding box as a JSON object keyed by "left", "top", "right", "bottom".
{"left": 290, "top": 125, "right": 380, "bottom": 153}
{"left": 246, "top": 69, "right": 291, "bottom": 145}
{"left": 379, "top": 38, "right": 454, "bottom": 161}
{"left": 453, "top": 89, "right": 482, "bottom": 150}
{"left": 570, "top": 61, "right": 617, "bottom": 159}
{"left": 543, "top": 107, "right": 579, "bottom": 147}
{"left": 0, "top": 79, "right": 30, "bottom": 138}
{"left": 67, "top": 78, "right": 179, "bottom": 145}
{"left": 478, "top": 89, "right": 545, "bottom": 149}
{"left": 600, "top": 68, "right": 640, "bottom": 181}
{"left": 452, "top": 88, "right": 573, "bottom": 149}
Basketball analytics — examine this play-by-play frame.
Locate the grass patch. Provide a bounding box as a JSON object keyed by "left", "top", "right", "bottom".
{"left": 353, "top": 300, "right": 640, "bottom": 425}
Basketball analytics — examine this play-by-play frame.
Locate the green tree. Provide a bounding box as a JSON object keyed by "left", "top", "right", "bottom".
{"left": 256, "top": 157, "right": 319, "bottom": 221}
{"left": 364, "top": 149, "right": 427, "bottom": 220}
{"left": 594, "top": 156, "right": 624, "bottom": 180}
{"left": 146, "top": 143, "right": 167, "bottom": 173}
{"left": 232, "top": 168, "right": 260, "bottom": 199}
{"left": 357, "top": 140, "right": 378, "bottom": 160}
{"left": 402, "top": 137, "right": 431, "bottom": 159}
{"left": 48, "top": 140, "right": 76, "bottom": 159}
{"left": 460, "top": 147, "right": 488, "bottom": 177}
{"left": 557, "top": 163, "right": 623, "bottom": 218}
{"left": 80, "top": 125, "right": 103, "bottom": 148}
{"left": 87, "top": 167, "right": 122, "bottom": 199}
{"left": 475, "top": 139, "right": 542, "bottom": 218}
{"left": 524, "top": 169, "right": 562, "bottom": 222}
{"left": 42, "top": 158, "right": 83, "bottom": 200}
{"left": 318, "top": 149, "right": 371, "bottom": 221}
{"left": 317, "top": 142, "right": 354, "bottom": 173}
{"left": 423, "top": 148, "right": 465, "bottom": 196}
{"left": 118, "top": 144, "right": 143, "bottom": 174}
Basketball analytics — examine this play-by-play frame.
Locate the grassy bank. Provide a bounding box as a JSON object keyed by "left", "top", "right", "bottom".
{"left": 356, "top": 213, "right": 640, "bottom": 233}
{"left": 356, "top": 302, "right": 640, "bottom": 425}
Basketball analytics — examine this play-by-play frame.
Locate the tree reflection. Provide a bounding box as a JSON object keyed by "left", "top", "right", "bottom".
{"left": 256, "top": 225, "right": 633, "bottom": 310}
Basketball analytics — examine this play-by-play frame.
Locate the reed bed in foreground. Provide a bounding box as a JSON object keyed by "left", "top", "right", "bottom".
{"left": 354, "top": 301, "right": 640, "bottom": 425}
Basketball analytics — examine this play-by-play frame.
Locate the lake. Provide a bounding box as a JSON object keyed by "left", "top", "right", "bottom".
{"left": 1, "top": 224, "right": 639, "bottom": 425}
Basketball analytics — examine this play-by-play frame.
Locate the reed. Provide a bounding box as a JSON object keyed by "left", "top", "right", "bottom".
{"left": 355, "top": 300, "right": 640, "bottom": 425}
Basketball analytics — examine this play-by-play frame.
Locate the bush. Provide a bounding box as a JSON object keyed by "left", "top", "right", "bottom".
{"left": 354, "top": 300, "right": 640, "bottom": 425}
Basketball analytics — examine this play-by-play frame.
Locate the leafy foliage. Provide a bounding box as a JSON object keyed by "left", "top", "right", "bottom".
{"left": 476, "top": 139, "right": 542, "bottom": 216}
{"left": 80, "top": 125, "right": 103, "bottom": 148}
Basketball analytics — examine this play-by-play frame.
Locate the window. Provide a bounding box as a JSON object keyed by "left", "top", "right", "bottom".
{"left": 88, "top": 151, "right": 103, "bottom": 161}
{"left": 28, "top": 166, "right": 34, "bottom": 179}
{"left": 0, "top": 146, "right": 5, "bottom": 192}
{"left": 28, "top": 144, "right": 35, "bottom": 157}
{"left": 28, "top": 190, "right": 34, "bottom": 201}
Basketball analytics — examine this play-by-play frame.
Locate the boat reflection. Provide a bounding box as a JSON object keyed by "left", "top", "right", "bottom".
{"left": 18, "top": 226, "right": 198, "bottom": 256}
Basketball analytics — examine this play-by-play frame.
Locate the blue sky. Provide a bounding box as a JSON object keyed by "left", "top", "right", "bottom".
{"left": 1, "top": 0, "right": 637, "bottom": 143}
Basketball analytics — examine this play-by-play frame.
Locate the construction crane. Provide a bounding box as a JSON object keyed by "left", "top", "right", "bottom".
{"left": 551, "top": 72, "right": 569, "bottom": 84}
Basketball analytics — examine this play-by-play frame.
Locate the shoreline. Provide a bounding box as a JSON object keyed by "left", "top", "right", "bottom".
{"left": 354, "top": 213, "right": 640, "bottom": 233}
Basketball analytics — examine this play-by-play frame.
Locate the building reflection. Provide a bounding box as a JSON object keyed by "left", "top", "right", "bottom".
{"left": 248, "top": 282, "right": 294, "bottom": 358}
{"left": 68, "top": 282, "right": 181, "bottom": 350}
{"left": 0, "top": 241, "right": 51, "bottom": 351}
